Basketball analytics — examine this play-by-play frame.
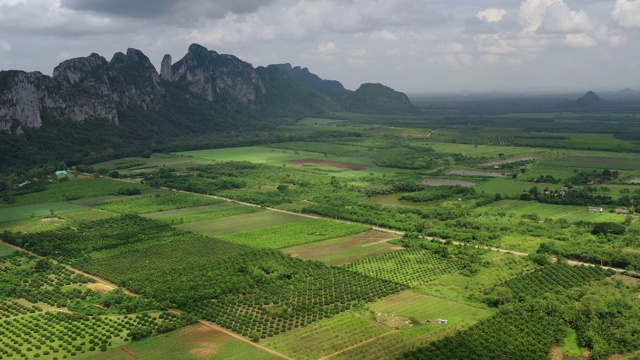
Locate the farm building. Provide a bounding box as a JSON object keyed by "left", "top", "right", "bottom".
{"left": 55, "top": 170, "right": 68, "bottom": 175}
{"left": 588, "top": 207, "right": 603, "bottom": 212}
{"left": 437, "top": 319, "right": 448, "bottom": 324}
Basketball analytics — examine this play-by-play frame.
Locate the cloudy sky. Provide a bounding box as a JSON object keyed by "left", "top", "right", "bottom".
{"left": 0, "top": 0, "right": 639, "bottom": 93}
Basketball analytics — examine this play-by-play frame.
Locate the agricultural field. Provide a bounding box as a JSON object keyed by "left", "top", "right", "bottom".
{"left": 141, "top": 202, "right": 261, "bottom": 224}
{"left": 282, "top": 230, "right": 400, "bottom": 265}
{"left": 175, "top": 210, "right": 307, "bottom": 237}
{"left": 99, "top": 192, "right": 223, "bottom": 215}
{"left": 5, "top": 111, "right": 640, "bottom": 359}
{"left": 344, "top": 248, "right": 463, "bottom": 286}
{"left": 93, "top": 323, "right": 281, "bottom": 360}
{"left": 263, "top": 309, "right": 391, "bottom": 359}
{"left": 218, "top": 219, "right": 370, "bottom": 249}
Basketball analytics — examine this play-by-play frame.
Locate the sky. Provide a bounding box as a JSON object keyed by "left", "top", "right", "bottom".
{"left": 0, "top": 0, "right": 639, "bottom": 93}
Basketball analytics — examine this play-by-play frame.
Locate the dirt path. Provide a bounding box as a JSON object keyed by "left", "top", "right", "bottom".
{"left": 319, "top": 330, "right": 399, "bottom": 360}
{"left": 199, "top": 321, "right": 294, "bottom": 360}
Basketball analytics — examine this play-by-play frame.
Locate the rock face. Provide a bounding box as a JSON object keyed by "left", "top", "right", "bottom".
{"left": 169, "top": 44, "right": 266, "bottom": 106}
{"left": 160, "top": 54, "right": 173, "bottom": 81}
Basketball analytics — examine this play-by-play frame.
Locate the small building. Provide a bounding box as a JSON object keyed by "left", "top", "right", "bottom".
{"left": 437, "top": 319, "right": 448, "bottom": 324}
{"left": 588, "top": 207, "right": 603, "bottom": 212}
{"left": 55, "top": 170, "right": 68, "bottom": 175}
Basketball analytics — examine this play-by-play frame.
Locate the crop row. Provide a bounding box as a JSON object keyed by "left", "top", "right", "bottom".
{"left": 99, "top": 192, "right": 222, "bottom": 215}
{"left": 0, "top": 311, "right": 190, "bottom": 360}
{"left": 344, "top": 249, "right": 462, "bottom": 286}
{"left": 218, "top": 219, "right": 370, "bottom": 249}
{"left": 494, "top": 264, "right": 614, "bottom": 300}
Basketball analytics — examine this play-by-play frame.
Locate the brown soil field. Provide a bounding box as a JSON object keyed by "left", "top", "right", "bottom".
{"left": 87, "top": 283, "right": 116, "bottom": 293}
{"left": 286, "top": 158, "right": 373, "bottom": 170}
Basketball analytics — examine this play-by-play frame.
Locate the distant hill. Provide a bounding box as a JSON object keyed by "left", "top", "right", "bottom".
{"left": 342, "top": 83, "right": 418, "bottom": 115}
{"left": 619, "top": 88, "right": 635, "bottom": 93}
{"left": 275, "top": 64, "right": 352, "bottom": 98}
{"left": 575, "top": 91, "right": 607, "bottom": 107}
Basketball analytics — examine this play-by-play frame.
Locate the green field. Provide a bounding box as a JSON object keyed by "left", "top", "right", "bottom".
{"left": 141, "top": 202, "right": 261, "bottom": 224}
{"left": 477, "top": 200, "right": 584, "bottom": 218}
{"left": 218, "top": 219, "right": 370, "bottom": 249}
{"left": 93, "top": 323, "right": 280, "bottom": 360}
{"left": 345, "top": 248, "right": 462, "bottom": 286}
{"left": 0, "top": 201, "right": 88, "bottom": 222}
{"left": 298, "top": 117, "right": 348, "bottom": 125}
{"left": 69, "top": 189, "right": 173, "bottom": 206}
{"left": 0, "top": 209, "right": 118, "bottom": 234}
{"left": 175, "top": 210, "right": 307, "bottom": 237}
{"left": 370, "top": 290, "right": 494, "bottom": 326}
{"left": 0, "top": 177, "right": 147, "bottom": 207}
{"left": 175, "top": 146, "right": 325, "bottom": 164}
{"left": 92, "top": 153, "right": 217, "bottom": 174}
{"left": 263, "top": 310, "right": 391, "bottom": 360}
{"left": 0, "top": 243, "right": 15, "bottom": 257}
{"left": 99, "top": 192, "right": 223, "bottom": 215}
{"left": 282, "top": 230, "right": 400, "bottom": 265}
{"left": 475, "top": 178, "right": 558, "bottom": 196}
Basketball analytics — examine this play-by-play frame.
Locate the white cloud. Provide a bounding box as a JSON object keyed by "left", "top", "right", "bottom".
{"left": 612, "top": 0, "right": 640, "bottom": 29}
{"left": 477, "top": 8, "right": 507, "bottom": 23}
{"left": 314, "top": 41, "right": 337, "bottom": 55}
{"left": 367, "top": 30, "right": 398, "bottom": 42}
{"left": 564, "top": 33, "right": 597, "bottom": 48}
{"left": 538, "top": 2, "right": 592, "bottom": 33}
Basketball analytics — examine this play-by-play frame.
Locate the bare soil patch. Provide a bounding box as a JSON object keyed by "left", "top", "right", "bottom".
{"left": 40, "top": 217, "right": 66, "bottom": 223}
{"left": 610, "top": 274, "right": 640, "bottom": 287}
{"left": 287, "top": 158, "right": 373, "bottom": 170}
{"left": 87, "top": 283, "right": 115, "bottom": 293}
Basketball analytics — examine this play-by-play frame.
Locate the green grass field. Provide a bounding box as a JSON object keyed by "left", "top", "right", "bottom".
{"left": 263, "top": 310, "right": 391, "bottom": 360}
{"left": 298, "top": 117, "right": 348, "bottom": 125}
{"left": 0, "top": 209, "right": 119, "bottom": 234}
{"left": 99, "top": 192, "right": 223, "bottom": 215}
{"left": 475, "top": 178, "right": 557, "bottom": 196}
{"left": 0, "top": 201, "right": 88, "bottom": 223}
{"left": 141, "top": 202, "right": 261, "bottom": 224}
{"left": 92, "top": 153, "right": 218, "bottom": 174}
{"left": 427, "top": 143, "right": 548, "bottom": 159}
{"left": 477, "top": 200, "right": 584, "bottom": 218}
{"left": 175, "top": 146, "right": 325, "bottom": 165}
{"left": 218, "top": 219, "right": 370, "bottom": 249}
{"left": 1, "top": 177, "right": 147, "bottom": 207}
{"left": 282, "top": 230, "right": 400, "bottom": 265}
{"left": 69, "top": 189, "right": 172, "bottom": 206}
{"left": 0, "top": 243, "right": 16, "bottom": 257}
{"left": 175, "top": 210, "right": 307, "bottom": 237}
{"left": 370, "top": 290, "right": 494, "bottom": 326}
{"left": 92, "top": 323, "right": 280, "bottom": 360}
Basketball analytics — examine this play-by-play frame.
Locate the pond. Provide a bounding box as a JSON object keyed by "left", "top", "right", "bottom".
{"left": 422, "top": 178, "right": 477, "bottom": 187}
{"left": 447, "top": 170, "right": 506, "bottom": 177}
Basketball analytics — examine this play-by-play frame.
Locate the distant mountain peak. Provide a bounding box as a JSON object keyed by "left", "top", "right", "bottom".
{"left": 342, "top": 82, "right": 417, "bottom": 115}
{"left": 275, "top": 63, "right": 352, "bottom": 99}
{"left": 620, "top": 88, "right": 635, "bottom": 93}
{"left": 577, "top": 91, "right": 606, "bottom": 105}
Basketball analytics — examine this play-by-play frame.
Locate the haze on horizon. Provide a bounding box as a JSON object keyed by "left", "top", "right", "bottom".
{"left": 0, "top": 0, "right": 639, "bottom": 94}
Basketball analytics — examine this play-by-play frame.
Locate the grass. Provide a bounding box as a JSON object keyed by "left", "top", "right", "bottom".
{"left": 0, "top": 243, "right": 16, "bottom": 257}
{"left": 1, "top": 177, "right": 148, "bottom": 207}
{"left": 477, "top": 200, "right": 584, "bottom": 218}
{"left": 175, "top": 210, "right": 307, "bottom": 237}
{"left": 419, "top": 252, "right": 538, "bottom": 304}
{"left": 91, "top": 323, "right": 281, "bottom": 360}
{"left": 142, "top": 202, "right": 261, "bottom": 224}
{"left": 561, "top": 328, "right": 585, "bottom": 357}
{"left": 99, "top": 192, "right": 223, "bottom": 215}
{"left": 0, "top": 209, "right": 119, "bottom": 234}
{"left": 282, "top": 230, "right": 400, "bottom": 265}
{"left": 91, "top": 153, "right": 217, "bottom": 175}
{"left": 263, "top": 310, "right": 391, "bottom": 360}
{"left": 175, "top": 146, "right": 326, "bottom": 165}
{"left": 475, "top": 178, "right": 556, "bottom": 196}
{"left": 298, "top": 117, "right": 348, "bottom": 125}
{"left": 369, "top": 290, "right": 494, "bottom": 326}
{"left": 427, "top": 143, "right": 549, "bottom": 158}
{"left": 0, "top": 201, "right": 88, "bottom": 223}
{"left": 218, "top": 219, "right": 370, "bottom": 249}
{"left": 69, "top": 189, "right": 172, "bottom": 206}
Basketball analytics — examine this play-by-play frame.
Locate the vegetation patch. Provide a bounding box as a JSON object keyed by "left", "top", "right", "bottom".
{"left": 0, "top": 202, "right": 88, "bottom": 223}
{"left": 218, "top": 219, "right": 370, "bottom": 249}
{"left": 282, "top": 230, "right": 400, "bottom": 265}
{"left": 142, "top": 202, "right": 261, "bottom": 225}
{"left": 99, "top": 193, "right": 223, "bottom": 215}
{"left": 175, "top": 210, "right": 307, "bottom": 237}
{"left": 286, "top": 158, "right": 373, "bottom": 170}
{"left": 344, "top": 248, "right": 462, "bottom": 286}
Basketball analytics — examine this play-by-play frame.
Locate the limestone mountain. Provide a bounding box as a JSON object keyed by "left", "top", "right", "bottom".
{"left": 276, "top": 63, "right": 352, "bottom": 98}
{"left": 576, "top": 91, "right": 606, "bottom": 106}
{"left": 342, "top": 83, "right": 417, "bottom": 115}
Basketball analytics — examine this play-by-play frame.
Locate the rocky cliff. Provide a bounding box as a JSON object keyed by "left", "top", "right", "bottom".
{"left": 342, "top": 83, "right": 417, "bottom": 115}
{"left": 275, "top": 63, "right": 352, "bottom": 99}
{"left": 0, "top": 44, "right": 335, "bottom": 135}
